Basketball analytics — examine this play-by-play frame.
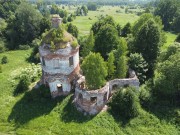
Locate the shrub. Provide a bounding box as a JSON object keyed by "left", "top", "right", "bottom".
{"left": 139, "top": 80, "right": 154, "bottom": 108}
{"left": 1, "top": 56, "right": 8, "bottom": 64}
{"left": 0, "top": 65, "right": 2, "bottom": 73}
{"left": 20, "top": 64, "right": 42, "bottom": 83}
{"left": 0, "top": 39, "right": 6, "bottom": 53}
{"left": 176, "top": 33, "right": 180, "bottom": 43}
{"left": 19, "top": 45, "right": 30, "bottom": 50}
{"left": 63, "top": 17, "right": 67, "bottom": 23}
{"left": 71, "top": 40, "right": 78, "bottom": 48}
{"left": 109, "top": 87, "right": 140, "bottom": 119}
{"left": 67, "top": 16, "right": 73, "bottom": 22}
{"left": 14, "top": 64, "right": 41, "bottom": 95}
{"left": 153, "top": 52, "right": 180, "bottom": 103}
{"left": 67, "top": 23, "right": 78, "bottom": 38}
{"left": 16, "top": 74, "right": 31, "bottom": 94}
{"left": 29, "top": 45, "right": 40, "bottom": 64}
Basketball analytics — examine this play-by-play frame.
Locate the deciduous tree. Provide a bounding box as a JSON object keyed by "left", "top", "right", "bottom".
{"left": 81, "top": 31, "right": 94, "bottom": 57}
{"left": 107, "top": 52, "right": 115, "bottom": 79}
{"left": 134, "top": 19, "right": 161, "bottom": 78}
{"left": 81, "top": 53, "right": 107, "bottom": 90}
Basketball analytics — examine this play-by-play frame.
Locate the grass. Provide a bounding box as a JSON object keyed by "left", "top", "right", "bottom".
{"left": 71, "top": 6, "right": 139, "bottom": 36}
{"left": 0, "top": 49, "right": 179, "bottom": 134}
{"left": 162, "top": 32, "right": 178, "bottom": 50}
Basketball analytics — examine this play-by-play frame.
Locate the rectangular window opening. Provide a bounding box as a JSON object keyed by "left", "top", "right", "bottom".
{"left": 42, "top": 57, "right": 45, "bottom": 66}
{"left": 69, "top": 56, "right": 74, "bottom": 66}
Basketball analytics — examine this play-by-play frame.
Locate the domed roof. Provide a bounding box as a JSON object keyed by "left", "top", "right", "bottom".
{"left": 41, "top": 27, "right": 78, "bottom": 50}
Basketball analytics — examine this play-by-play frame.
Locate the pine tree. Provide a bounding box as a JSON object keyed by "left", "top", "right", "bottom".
{"left": 129, "top": 53, "right": 148, "bottom": 83}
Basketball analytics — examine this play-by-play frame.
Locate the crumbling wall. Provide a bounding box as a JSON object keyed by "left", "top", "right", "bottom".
{"left": 75, "top": 83, "right": 110, "bottom": 115}
{"left": 74, "top": 70, "right": 140, "bottom": 115}
{"left": 109, "top": 78, "right": 139, "bottom": 92}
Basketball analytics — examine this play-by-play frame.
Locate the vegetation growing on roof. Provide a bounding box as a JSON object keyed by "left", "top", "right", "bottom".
{"left": 42, "top": 26, "right": 79, "bottom": 50}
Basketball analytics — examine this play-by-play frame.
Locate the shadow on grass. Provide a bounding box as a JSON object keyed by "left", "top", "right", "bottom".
{"left": 8, "top": 85, "right": 65, "bottom": 125}
{"left": 107, "top": 108, "right": 133, "bottom": 126}
{"left": 60, "top": 94, "right": 95, "bottom": 123}
{"left": 143, "top": 100, "right": 180, "bottom": 126}
{"left": 13, "top": 80, "right": 27, "bottom": 96}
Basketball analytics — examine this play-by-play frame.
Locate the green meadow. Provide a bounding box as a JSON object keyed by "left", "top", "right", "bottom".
{"left": 70, "top": 6, "right": 140, "bottom": 36}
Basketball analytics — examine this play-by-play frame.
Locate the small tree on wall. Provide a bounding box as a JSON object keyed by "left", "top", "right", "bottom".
{"left": 81, "top": 53, "right": 107, "bottom": 90}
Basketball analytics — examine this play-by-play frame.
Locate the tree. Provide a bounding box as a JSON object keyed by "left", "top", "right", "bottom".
{"left": 81, "top": 5, "right": 88, "bottom": 16}
{"left": 87, "top": 2, "right": 97, "bottom": 11}
{"left": 67, "top": 16, "right": 73, "bottom": 22}
{"left": 116, "top": 24, "right": 121, "bottom": 36}
{"left": 117, "top": 56, "right": 128, "bottom": 78}
{"left": 67, "top": 23, "right": 78, "bottom": 38}
{"left": 109, "top": 87, "right": 140, "bottom": 119}
{"left": 40, "top": 17, "right": 51, "bottom": 34}
{"left": 125, "top": 7, "right": 128, "bottom": 14}
{"left": 129, "top": 53, "right": 148, "bottom": 84}
{"left": 132, "top": 13, "right": 166, "bottom": 50}
{"left": 107, "top": 52, "right": 116, "bottom": 79}
{"left": 76, "top": 7, "right": 81, "bottom": 16}
{"left": 6, "top": 2, "right": 43, "bottom": 48}
{"left": 94, "top": 24, "right": 119, "bottom": 59}
{"left": 154, "top": 50, "right": 180, "bottom": 102}
{"left": 50, "top": 4, "right": 59, "bottom": 14}
{"left": 121, "top": 22, "right": 131, "bottom": 37}
{"left": 91, "top": 16, "right": 116, "bottom": 36}
{"left": 154, "top": 0, "right": 179, "bottom": 30}
{"left": 159, "top": 42, "right": 180, "bottom": 62}
{"left": 176, "top": 34, "right": 180, "bottom": 43}
{"left": 0, "top": 18, "right": 7, "bottom": 36}
{"left": 114, "top": 38, "right": 128, "bottom": 78}
{"left": 114, "top": 38, "right": 128, "bottom": 60}
{"left": 172, "top": 15, "right": 180, "bottom": 33}
{"left": 0, "top": 0, "right": 20, "bottom": 19}
{"left": 16, "top": 74, "right": 31, "bottom": 94}
{"left": 63, "top": 17, "right": 67, "bottom": 24}
{"left": 132, "top": 13, "right": 163, "bottom": 37}
{"left": 37, "top": 1, "right": 50, "bottom": 17}
{"left": 134, "top": 19, "right": 161, "bottom": 78}
{"left": 81, "top": 31, "right": 95, "bottom": 57}
{"left": 81, "top": 53, "right": 107, "bottom": 90}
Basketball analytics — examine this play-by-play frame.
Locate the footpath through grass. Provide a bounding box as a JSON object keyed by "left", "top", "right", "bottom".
{"left": 0, "top": 49, "right": 179, "bottom": 135}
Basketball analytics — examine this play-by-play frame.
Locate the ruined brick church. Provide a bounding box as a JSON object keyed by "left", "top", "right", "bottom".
{"left": 39, "top": 15, "right": 140, "bottom": 115}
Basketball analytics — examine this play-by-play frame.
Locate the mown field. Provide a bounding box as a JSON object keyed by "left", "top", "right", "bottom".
{"left": 71, "top": 6, "right": 140, "bottom": 36}
{"left": 0, "top": 6, "right": 179, "bottom": 135}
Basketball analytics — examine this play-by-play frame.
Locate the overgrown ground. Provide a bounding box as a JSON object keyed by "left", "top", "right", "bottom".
{"left": 0, "top": 6, "right": 179, "bottom": 135}
{"left": 0, "top": 49, "right": 179, "bottom": 135}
